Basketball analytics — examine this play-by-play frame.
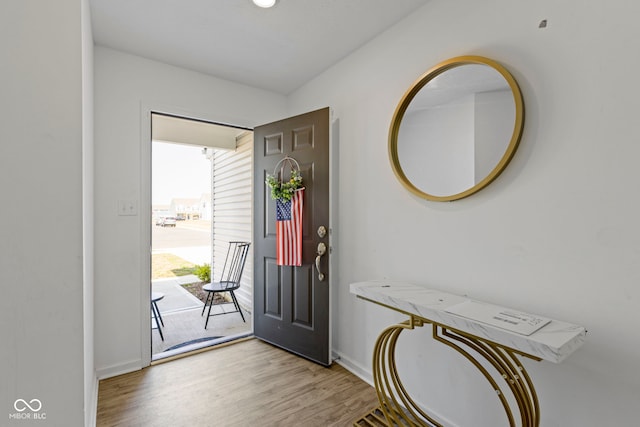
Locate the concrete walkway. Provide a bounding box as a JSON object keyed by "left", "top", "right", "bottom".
{"left": 151, "top": 275, "right": 202, "bottom": 313}
{"left": 150, "top": 273, "right": 252, "bottom": 358}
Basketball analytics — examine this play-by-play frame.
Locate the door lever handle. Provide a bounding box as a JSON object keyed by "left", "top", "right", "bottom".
{"left": 315, "top": 242, "right": 326, "bottom": 281}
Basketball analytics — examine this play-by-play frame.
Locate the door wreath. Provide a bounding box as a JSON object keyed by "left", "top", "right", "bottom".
{"left": 265, "top": 156, "right": 304, "bottom": 201}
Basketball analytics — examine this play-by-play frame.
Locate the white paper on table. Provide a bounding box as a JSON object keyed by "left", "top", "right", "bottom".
{"left": 445, "top": 300, "right": 552, "bottom": 336}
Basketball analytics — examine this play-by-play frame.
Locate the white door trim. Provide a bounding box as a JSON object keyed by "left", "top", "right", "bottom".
{"left": 139, "top": 102, "right": 254, "bottom": 367}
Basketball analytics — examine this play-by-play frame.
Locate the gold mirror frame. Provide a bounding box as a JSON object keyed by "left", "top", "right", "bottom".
{"left": 389, "top": 55, "right": 525, "bottom": 201}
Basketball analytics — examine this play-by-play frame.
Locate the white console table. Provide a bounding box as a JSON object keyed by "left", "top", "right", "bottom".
{"left": 350, "top": 281, "right": 586, "bottom": 427}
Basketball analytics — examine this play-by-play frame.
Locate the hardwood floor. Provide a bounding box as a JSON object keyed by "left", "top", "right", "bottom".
{"left": 97, "top": 338, "right": 379, "bottom": 426}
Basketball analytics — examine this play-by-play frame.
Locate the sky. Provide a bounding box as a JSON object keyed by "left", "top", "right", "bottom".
{"left": 152, "top": 141, "right": 211, "bottom": 205}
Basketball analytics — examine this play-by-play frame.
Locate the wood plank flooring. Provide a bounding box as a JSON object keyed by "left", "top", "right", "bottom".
{"left": 97, "top": 338, "right": 379, "bottom": 426}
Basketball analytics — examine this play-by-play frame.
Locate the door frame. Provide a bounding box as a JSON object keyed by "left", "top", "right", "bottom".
{"left": 139, "top": 104, "right": 338, "bottom": 366}
{"left": 139, "top": 102, "right": 255, "bottom": 367}
{"left": 328, "top": 113, "right": 338, "bottom": 363}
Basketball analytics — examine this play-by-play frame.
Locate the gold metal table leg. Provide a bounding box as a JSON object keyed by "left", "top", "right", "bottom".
{"left": 355, "top": 315, "right": 541, "bottom": 427}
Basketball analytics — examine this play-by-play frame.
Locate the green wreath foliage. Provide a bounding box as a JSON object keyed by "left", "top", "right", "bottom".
{"left": 266, "top": 170, "right": 303, "bottom": 201}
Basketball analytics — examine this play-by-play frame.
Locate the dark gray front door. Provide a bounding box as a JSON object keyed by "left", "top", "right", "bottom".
{"left": 253, "top": 107, "right": 331, "bottom": 366}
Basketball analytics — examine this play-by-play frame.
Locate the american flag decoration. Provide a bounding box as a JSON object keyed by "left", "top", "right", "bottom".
{"left": 276, "top": 188, "right": 304, "bottom": 266}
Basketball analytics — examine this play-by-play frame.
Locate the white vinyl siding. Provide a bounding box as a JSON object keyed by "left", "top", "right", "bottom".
{"left": 212, "top": 131, "right": 253, "bottom": 310}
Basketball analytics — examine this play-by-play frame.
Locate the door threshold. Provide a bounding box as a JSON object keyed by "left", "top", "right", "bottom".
{"left": 151, "top": 333, "right": 254, "bottom": 365}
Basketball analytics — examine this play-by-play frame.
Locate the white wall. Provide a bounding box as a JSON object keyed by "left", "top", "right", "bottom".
{"left": 0, "top": 1, "right": 87, "bottom": 425}
{"left": 289, "top": 0, "right": 640, "bottom": 425}
{"left": 93, "top": 47, "right": 287, "bottom": 377}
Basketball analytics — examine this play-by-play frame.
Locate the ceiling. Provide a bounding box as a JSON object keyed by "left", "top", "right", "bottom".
{"left": 89, "top": 0, "right": 430, "bottom": 95}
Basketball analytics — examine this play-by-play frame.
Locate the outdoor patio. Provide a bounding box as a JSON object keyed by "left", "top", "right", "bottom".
{"left": 151, "top": 275, "right": 252, "bottom": 359}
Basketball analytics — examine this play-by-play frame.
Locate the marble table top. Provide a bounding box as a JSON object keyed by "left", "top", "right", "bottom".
{"left": 350, "top": 281, "right": 586, "bottom": 363}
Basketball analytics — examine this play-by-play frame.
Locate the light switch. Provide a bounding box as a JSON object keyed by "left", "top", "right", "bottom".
{"left": 118, "top": 199, "right": 138, "bottom": 216}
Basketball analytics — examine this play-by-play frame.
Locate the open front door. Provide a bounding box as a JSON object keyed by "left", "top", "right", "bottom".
{"left": 253, "top": 107, "right": 331, "bottom": 366}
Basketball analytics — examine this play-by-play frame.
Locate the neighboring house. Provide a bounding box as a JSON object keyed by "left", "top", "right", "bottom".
{"left": 169, "top": 198, "right": 200, "bottom": 220}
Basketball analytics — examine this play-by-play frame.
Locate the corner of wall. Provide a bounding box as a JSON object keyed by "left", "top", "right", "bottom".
{"left": 96, "top": 359, "right": 145, "bottom": 381}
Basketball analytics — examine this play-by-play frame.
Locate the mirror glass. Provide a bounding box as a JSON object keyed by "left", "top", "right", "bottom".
{"left": 389, "top": 56, "right": 524, "bottom": 201}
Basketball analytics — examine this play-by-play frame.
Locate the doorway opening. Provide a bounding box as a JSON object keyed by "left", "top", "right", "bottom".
{"left": 150, "top": 112, "right": 253, "bottom": 360}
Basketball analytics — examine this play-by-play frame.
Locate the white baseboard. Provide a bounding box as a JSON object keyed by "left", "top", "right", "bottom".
{"left": 96, "top": 359, "right": 143, "bottom": 380}
{"left": 333, "top": 350, "right": 458, "bottom": 427}
{"left": 333, "top": 350, "right": 373, "bottom": 387}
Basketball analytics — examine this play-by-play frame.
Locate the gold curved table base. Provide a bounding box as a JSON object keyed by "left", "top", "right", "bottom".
{"left": 356, "top": 315, "right": 541, "bottom": 427}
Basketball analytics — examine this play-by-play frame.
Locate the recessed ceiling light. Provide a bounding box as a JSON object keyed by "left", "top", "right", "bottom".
{"left": 253, "top": 0, "right": 277, "bottom": 8}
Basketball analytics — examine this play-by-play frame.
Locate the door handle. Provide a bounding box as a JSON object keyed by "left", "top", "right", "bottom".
{"left": 315, "top": 242, "right": 327, "bottom": 281}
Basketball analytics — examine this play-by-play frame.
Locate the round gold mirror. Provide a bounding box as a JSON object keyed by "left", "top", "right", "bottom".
{"left": 389, "top": 56, "right": 524, "bottom": 201}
